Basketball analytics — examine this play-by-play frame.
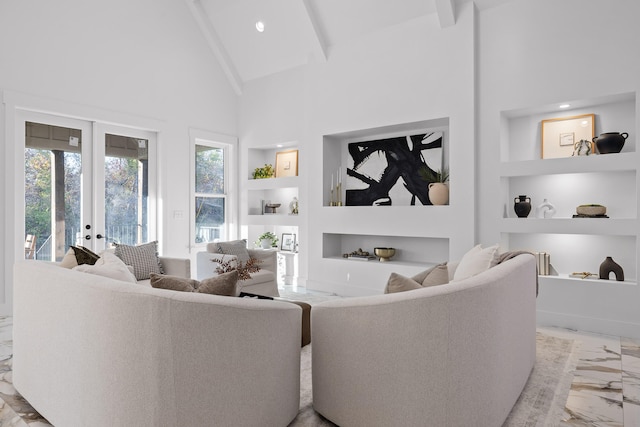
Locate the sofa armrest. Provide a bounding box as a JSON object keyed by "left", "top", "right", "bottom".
{"left": 247, "top": 249, "right": 277, "bottom": 273}
{"left": 159, "top": 257, "right": 191, "bottom": 278}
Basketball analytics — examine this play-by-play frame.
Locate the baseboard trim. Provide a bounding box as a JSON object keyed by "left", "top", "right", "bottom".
{"left": 537, "top": 309, "right": 640, "bottom": 340}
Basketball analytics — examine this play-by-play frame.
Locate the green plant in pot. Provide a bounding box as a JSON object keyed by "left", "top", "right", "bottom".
{"left": 253, "top": 164, "right": 274, "bottom": 179}
{"left": 255, "top": 231, "right": 278, "bottom": 249}
{"left": 419, "top": 166, "right": 449, "bottom": 205}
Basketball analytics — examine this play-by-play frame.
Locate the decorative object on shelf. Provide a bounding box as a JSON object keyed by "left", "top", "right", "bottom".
{"left": 570, "top": 272, "right": 598, "bottom": 279}
{"left": 255, "top": 231, "right": 278, "bottom": 249}
{"left": 281, "top": 233, "right": 296, "bottom": 252}
{"left": 572, "top": 139, "right": 592, "bottom": 156}
{"left": 573, "top": 204, "right": 608, "bottom": 218}
{"left": 275, "top": 149, "right": 298, "bottom": 177}
{"left": 535, "top": 199, "right": 556, "bottom": 218}
{"left": 422, "top": 166, "right": 449, "bottom": 206}
{"left": 345, "top": 131, "right": 444, "bottom": 206}
{"left": 289, "top": 197, "right": 299, "bottom": 215}
{"left": 535, "top": 252, "right": 551, "bottom": 275}
{"left": 514, "top": 195, "right": 532, "bottom": 218}
{"left": 343, "top": 248, "right": 376, "bottom": 261}
{"left": 374, "top": 247, "right": 396, "bottom": 262}
{"left": 541, "top": 113, "right": 595, "bottom": 159}
{"left": 593, "top": 132, "right": 628, "bottom": 154}
{"left": 253, "top": 164, "right": 274, "bottom": 179}
{"left": 264, "top": 203, "right": 281, "bottom": 214}
{"left": 599, "top": 256, "right": 624, "bottom": 281}
{"left": 330, "top": 168, "right": 343, "bottom": 206}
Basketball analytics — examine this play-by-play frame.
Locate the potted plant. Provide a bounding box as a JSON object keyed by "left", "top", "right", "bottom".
{"left": 255, "top": 231, "right": 278, "bottom": 249}
{"left": 253, "top": 164, "right": 274, "bottom": 179}
{"left": 419, "top": 166, "right": 449, "bottom": 205}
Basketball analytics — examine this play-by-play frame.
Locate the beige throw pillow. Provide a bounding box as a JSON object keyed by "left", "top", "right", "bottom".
{"left": 73, "top": 251, "right": 138, "bottom": 283}
{"left": 452, "top": 244, "right": 500, "bottom": 282}
{"left": 385, "top": 264, "right": 450, "bottom": 294}
{"left": 150, "top": 270, "right": 238, "bottom": 297}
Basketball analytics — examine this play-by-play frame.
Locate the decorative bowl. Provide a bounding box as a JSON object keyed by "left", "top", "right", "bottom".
{"left": 374, "top": 247, "right": 396, "bottom": 262}
{"left": 576, "top": 204, "right": 606, "bottom": 216}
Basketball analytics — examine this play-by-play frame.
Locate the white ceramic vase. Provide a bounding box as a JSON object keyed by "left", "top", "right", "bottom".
{"left": 536, "top": 198, "right": 556, "bottom": 218}
{"left": 428, "top": 183, "right": 449, "bottom": 205}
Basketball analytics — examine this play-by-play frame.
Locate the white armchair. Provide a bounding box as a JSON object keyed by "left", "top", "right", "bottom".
{"left": 196, "top": 241, "right": 279, "bottom": 297}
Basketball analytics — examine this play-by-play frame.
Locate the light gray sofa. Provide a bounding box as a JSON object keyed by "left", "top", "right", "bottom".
{"left": 311, "top": 254, "right": 537, "bottom": 427}
{"left": 196, "top": 244, "right": 279, "bottom": 297}
{"left": 13, "top": 260, "right": 301, "bottom": 427}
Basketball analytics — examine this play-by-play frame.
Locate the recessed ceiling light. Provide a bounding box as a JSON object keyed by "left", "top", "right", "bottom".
{"left": 276, "top": 144, "right": 283, "bottom": 148}
{"left": 255, "top": 21, "right": 265, "bottom": 32}
{"left": 559, "top": 104, "right": 571, "bottom": 109}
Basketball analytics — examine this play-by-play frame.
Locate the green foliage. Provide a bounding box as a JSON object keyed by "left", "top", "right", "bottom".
{"left": 255, "top": 231, "right": 278, "bottom": 247}
{"left": 419, "top": 166, "right": 449, "bottom": 183}
{"left": 196, "top": 146, "right": 224, "bottom": 193}
{"left": 253, "top": 164, "right": 274, "bottom": 179}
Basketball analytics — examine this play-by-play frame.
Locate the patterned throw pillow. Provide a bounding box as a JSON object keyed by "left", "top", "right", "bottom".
{"left": 216, "top": 240, "right": 251, "bottom": 265}
{"left": 60, "top": 246, "right": 101, "bottom": 268}
{"left": 114, "top": 241, "right": 163, "bottom": 281}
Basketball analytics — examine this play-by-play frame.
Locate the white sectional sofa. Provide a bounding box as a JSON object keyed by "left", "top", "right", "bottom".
{"left": 311, "top": 254, "right": 537, "bottom": 427}
{"left": 13, "top": 260, "right": 302, "bottom": 427}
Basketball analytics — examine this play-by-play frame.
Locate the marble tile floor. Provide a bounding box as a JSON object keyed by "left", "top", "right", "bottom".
{"left": 0, "top": 312, "right": 638, "bottom": 426}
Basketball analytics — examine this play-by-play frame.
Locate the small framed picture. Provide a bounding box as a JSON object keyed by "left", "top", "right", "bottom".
{"left": 281, "top": 233, "right": 296, "bottom": 251}
{"left": 275, "top": 149, "right": 298, "bottom": 177}
{"left": 541, "top": 113, "right": 595, "bottom": 159}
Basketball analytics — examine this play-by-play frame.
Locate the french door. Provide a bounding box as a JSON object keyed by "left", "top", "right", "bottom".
{"left": 21, "top": 111, "right": 156, "bottom": 261}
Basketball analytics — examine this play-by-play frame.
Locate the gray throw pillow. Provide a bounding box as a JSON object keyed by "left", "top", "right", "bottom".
{"left": 216, "top": 240, "right": 251, "bottom": 265}
{"left": 115, "top": 241, "right": 163, "bottom": 281}
{"left": 150, "top": 270, "right": 238, "bottom": 297}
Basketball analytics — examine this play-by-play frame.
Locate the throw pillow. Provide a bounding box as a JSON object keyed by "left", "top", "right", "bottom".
{"left": 452, "top": 244, "right": 500, "bottom": 282}
{"left": 73, "top": 251, "right": 137, "bottom": 283}
{"left": 150, "top": 270, "right": 238, "bottom": 297}
{"left": 384, "top": 272, "right": 423, "bottom": 294}
{"left": 60, "top": 246, "right": 101, "bottom": 268}
{"left": 215, "top": 240, "right": 251, "bottom": 265}
{"left": 416, "top": 263, "right": 449, "bottom": 287}
{"left": 114, "top": 241, "right": 163, "bottom": 281}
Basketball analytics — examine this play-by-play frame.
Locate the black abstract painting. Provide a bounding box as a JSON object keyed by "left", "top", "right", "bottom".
{"left": 345, "top": 132, "right": 443, "bottom": 206}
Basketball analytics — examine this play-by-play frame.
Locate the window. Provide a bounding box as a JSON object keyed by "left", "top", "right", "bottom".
{"left": 191, "top": 131, "right": 236, "bottom": 248}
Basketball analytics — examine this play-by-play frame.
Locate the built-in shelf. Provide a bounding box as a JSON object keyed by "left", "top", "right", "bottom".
{"left": 500, "top": 218, "right": 637, "bottom": 236}
{"left": 246, "top": 176, "right": 299, "bottom": 190}
{"left": 500, "top": 151, "right": 637, "bottom": 177}
{"left": 246, "top": 214, "right": 300, "bottom": 226}
{"left": 538, "top": 274, "right": 636, "bottom": 286}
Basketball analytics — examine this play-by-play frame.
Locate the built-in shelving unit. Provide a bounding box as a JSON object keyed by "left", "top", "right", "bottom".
{"left": 308, "top": 117, "right": 475, "bottom": 296}
{"left": 241, "top": 143, "right": 301, "bottom": 284}
{"left": 498, "top": 91, "right": 638, "bottom": 286}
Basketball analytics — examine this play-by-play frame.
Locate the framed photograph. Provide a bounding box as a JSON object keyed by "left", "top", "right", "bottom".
{"left": 275, "top": 149, "right": 298, "bottom": 177}
{"left": 541, "top": 114, "right": 595, "bottom": 159}
{"left": 281, "top": 233, "right": 296, "bottom": 251}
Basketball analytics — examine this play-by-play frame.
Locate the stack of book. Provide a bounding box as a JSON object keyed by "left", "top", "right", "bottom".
{"left": 536, "top": 252, "right": 551, "bottom": 275}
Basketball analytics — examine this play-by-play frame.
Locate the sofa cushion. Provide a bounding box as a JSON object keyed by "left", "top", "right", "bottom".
{"left": 114, "top": 241, "right": 163, "bottom": 280}
{"left": 60, "top": 245, "right": 101, "bottom": 268}
{"left": 385, "top": 272, "right": 423, "bottom": 293}
{"left": 150, "top": 270, "right": 238, "bottom": 296}
{"left": 73, "top": 251, "right": 137, "bottom": 283}
{"left": 452, "top": 244, "right": 500, "bottom": 282}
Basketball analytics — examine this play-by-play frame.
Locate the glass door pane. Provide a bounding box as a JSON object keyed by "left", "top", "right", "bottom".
{"left": 103, "top": 133, "right": 150, "bottom": 247}
{"left": 24, "top": 120, "right": 88, "bottom": 261}
{"left": 93, "top": 124, "right": 156, "bottom": 250}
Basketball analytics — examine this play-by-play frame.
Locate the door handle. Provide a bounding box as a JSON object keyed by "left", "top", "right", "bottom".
{"left": 85, "top": 235, "right": 91, "bottom": 240}
{"left": 96, "top": 234, "right": 104, "bottom": 239}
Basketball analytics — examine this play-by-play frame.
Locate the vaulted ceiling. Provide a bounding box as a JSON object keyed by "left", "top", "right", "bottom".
{"left": 183, "top": 0, "right": 513, "bottom": 94}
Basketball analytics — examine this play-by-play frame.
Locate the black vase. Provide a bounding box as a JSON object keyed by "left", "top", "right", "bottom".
{"left": 599, "top": 256, "right": 624, "bottom": 281}
{"left": 593, "top": 132, "right": 628, "bottom": 154}
{"left": 514, "top": 195, "right": 532, "bottom": 218}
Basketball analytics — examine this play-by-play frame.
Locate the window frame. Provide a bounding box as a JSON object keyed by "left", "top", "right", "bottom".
{"left": 189, "top": 129, "right": 237, "bottom": 251}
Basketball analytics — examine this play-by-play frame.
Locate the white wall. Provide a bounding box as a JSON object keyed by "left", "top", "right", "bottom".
{"left": 239, "top": 3, "right": 476, "bottom": 294}
{"left": 0, "top": 0, "right": 238, "bottom": 313}
{"left": 477, "top": 0, "right": 640, "bottom": 337}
